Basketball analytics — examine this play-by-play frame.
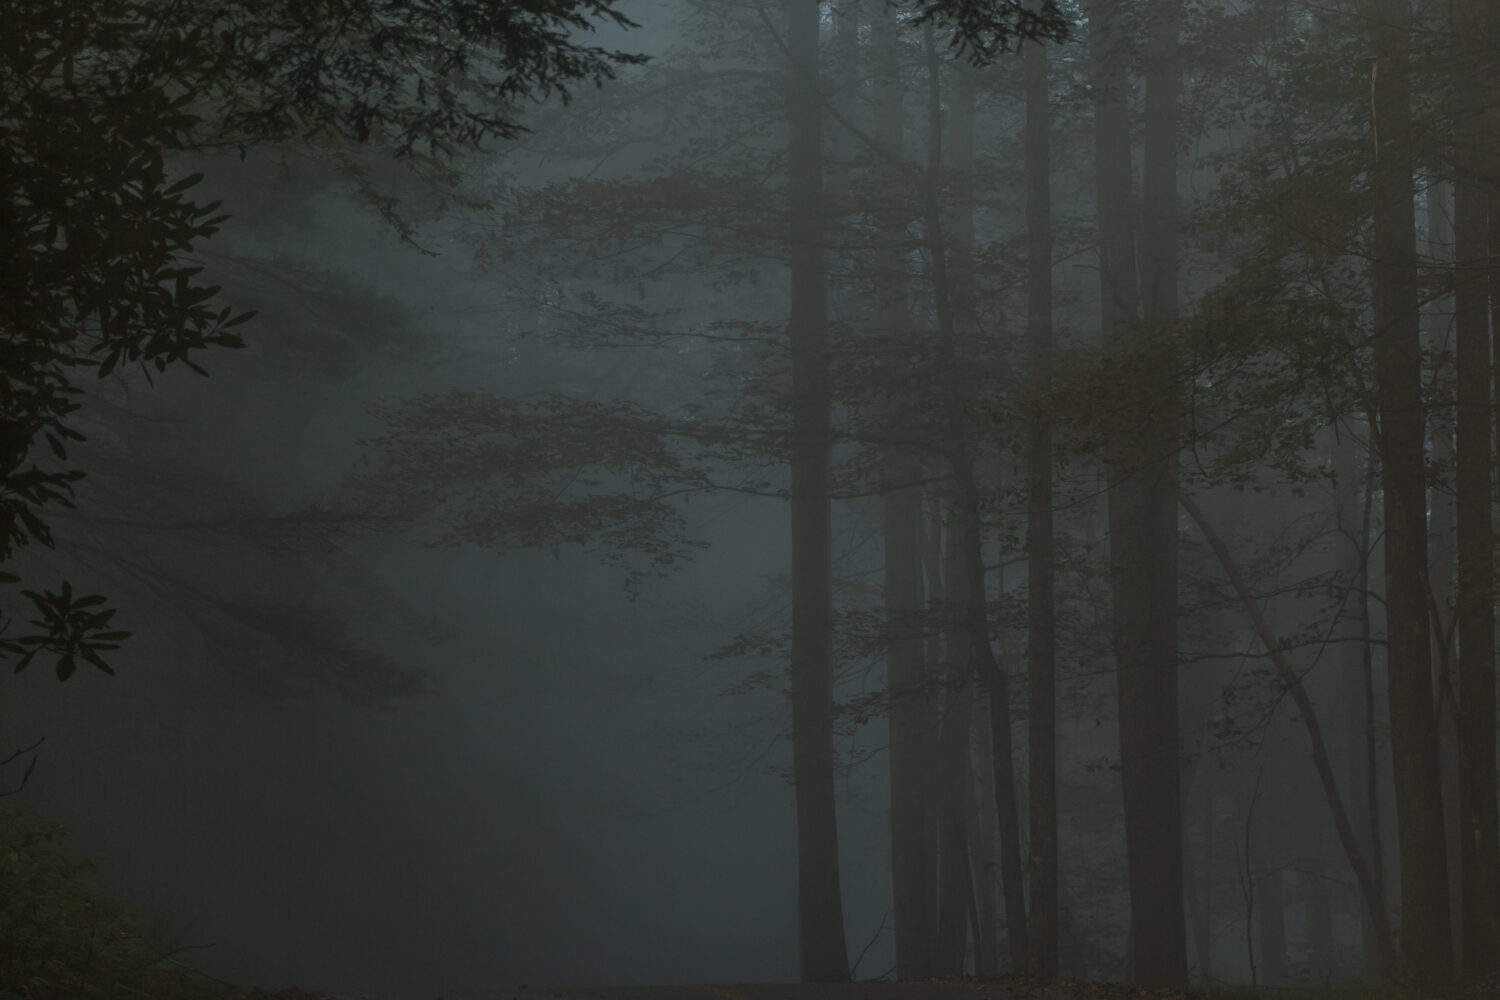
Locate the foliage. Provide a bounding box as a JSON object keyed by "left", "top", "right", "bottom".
{"left": 0, "top": 0, "right": 240, "bottom": 678}
{"left": 0, "top": 805, "right": 182, "bottom": 999}
{"left": 354, "top": 390, "right": 786, "bottom": 595}
{"left": 908, "top": 0, "right": 1072, "bottom": 64}
{"left": 187, "top": 0, "right": 649, "bottom": 157}
{"left": 0, "top": 0, "right": 645, "bottom": 681}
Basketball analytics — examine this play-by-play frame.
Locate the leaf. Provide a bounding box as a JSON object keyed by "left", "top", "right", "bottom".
{"left": 13, "top": 648, "right": 38, "bottom": 674}
{"left": 163, "top": 171, "right": 205, "bottom": 195}
{"left": 79, "top": 647, "right": 116, "bottom": 676}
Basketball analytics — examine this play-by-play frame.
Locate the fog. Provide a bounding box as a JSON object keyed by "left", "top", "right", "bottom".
{"left": 2, "top": 0, "right": 1490, "bottom": 998}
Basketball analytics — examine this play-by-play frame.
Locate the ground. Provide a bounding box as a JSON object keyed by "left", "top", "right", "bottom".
{"left": 217, "top": 972, "right": 1500, "bottom": 1000}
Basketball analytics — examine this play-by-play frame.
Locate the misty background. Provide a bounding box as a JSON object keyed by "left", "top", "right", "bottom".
{"left": 2, "top": 0, "right": 1485, "bottom": 997}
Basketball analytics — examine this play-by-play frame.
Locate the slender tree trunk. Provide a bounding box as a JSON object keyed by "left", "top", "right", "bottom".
{"left": 885, "top": 472, "right": 935, "bottom": 980}
{"left": 873, "top": 3, "right": 937, "bottom": 981}
{"left": 1452, "top": 0, "right": 1500, "bottom": 970}
{"left": 935, "top": 578, "right": 974, "bottom": 976}
{"left": 785, "top": 0, "right": 849, "bottom": 981}
{"left": 922, "top": 498, "right": 946, "bottom": 957}
{"left": 1333, "top": 419, "right": 1388, "bottom": 979}
{"left": 1185, "top": 771, "right": 1214, "bottom": 986}
{"left": 1367, "top": 0, "right": 1452, "bottom": 983}
{"left": 1257, "top": 759, "right": 1287, "bottom": 986}
{"left": 1022, "top": 18, "right": 1059, "bottom": 983}
{"left": 969, "top": 702, "right": 1000, "bottom": 975}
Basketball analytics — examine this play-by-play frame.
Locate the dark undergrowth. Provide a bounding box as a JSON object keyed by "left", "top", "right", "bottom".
{"left": 923, "top": 973, "right": 1500, "bottom": 1000}
{"left": 2, "top": 804, "right": 1495, "bottom": 1000}
{"left": 0, "top": 805, "right": 315, "bottom": 1000}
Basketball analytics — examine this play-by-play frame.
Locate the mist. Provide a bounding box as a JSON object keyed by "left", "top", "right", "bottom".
{"left": 1, "top": 1, "right": 1494, "bottom": 999}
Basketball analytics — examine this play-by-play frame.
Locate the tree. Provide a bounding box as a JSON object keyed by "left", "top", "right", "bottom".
{"left": 1367, "top": 0, "right": 1453, "bottom": 983}
{"left": 1021, "top": 14, "right": 1058, "bottom": 980}
{"left": 0, "top": 0, "right": 644, "bottom": 679}
{"left": 1450, "top": 0, "right": 1499, "bottom": 973}
{"left": 1084, "top": 0, "right": 1188, "bottom": 982}
{"left": 784, "top": 0, "right": 849, "bottom": 982}
{"left": 872, "top": 3, "right": 939, "bottom": 981}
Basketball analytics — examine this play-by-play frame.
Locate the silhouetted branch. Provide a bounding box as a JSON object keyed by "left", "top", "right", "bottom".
{"left": 0, "top": 735, "right": 44, "bottom": 797}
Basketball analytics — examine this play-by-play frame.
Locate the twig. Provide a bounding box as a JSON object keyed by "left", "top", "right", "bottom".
{"left": 0, "top": 735, "right": 44, "bottom": 797}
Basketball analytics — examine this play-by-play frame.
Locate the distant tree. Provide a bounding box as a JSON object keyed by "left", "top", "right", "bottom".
{"left": 0, "top": 0, "right": 644, "bottom": 679}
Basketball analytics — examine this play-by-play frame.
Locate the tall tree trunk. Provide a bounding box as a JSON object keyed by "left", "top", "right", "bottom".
{"left": 1367, "top": 0, "right": 1452, "bottom": 983}
{"left": 1423, "top": 180, "right": 1464, "bottom": 974}
{"left": 1022, "top": 17, "right": 1059, "bottom": 983}
{"left": 785, "top": 0, "right": 849, "bottom": 981}
{"left": 919, "top": 26, "right": 1026, "bottom": 974}
{"left": 1452, "top": 0, "right": 1499, "bottom": 970}
{"left": 873, "top": 2, "right": 937, "bottom": 981}
{"left": 915, "top": 31, "right": 975, "bottom": 975}
{"left": 1090, "top": 0, "right": 1187, "bottom": 982}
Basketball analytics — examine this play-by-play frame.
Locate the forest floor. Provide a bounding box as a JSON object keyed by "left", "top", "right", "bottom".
{"left": 187, "top": 972, "right": 1500, "bottom": 1000}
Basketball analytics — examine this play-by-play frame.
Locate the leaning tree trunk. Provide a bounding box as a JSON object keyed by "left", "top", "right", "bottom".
{"left": 1367, "top": 0, "right": 1452, "bottom": 985}
{"left": 1179, "top": 492, "right": 1398, "bottom": 972}
{"left": 784, "top": 0, "right": 849, "bottom": 982}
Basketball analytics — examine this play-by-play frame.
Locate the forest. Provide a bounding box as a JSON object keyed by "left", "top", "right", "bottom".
{"left": 1, "top": 0, "right": 1497, "bottom": 998}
